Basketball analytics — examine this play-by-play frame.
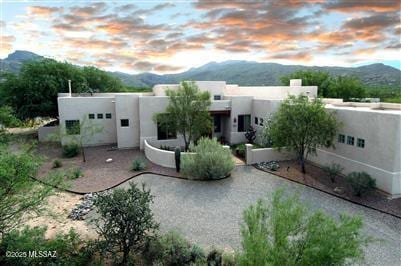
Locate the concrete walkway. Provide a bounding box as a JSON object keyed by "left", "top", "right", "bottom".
{"left": 116, "top": 166, "right": 401, "bottom": 266}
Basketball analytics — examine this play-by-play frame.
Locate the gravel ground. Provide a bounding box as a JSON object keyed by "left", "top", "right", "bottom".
{"left": 115, "top": 166, "right": 401, "bottom": 266}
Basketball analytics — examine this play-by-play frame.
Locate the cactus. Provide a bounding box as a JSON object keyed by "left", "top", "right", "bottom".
{"left": 174, "top": 146, "right": 181, "bottom": 172}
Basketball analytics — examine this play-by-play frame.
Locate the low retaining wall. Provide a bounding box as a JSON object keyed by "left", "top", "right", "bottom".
{"left": 38, "top": 125, "right": 59, "bottom": 142}
{"left": 245, "top": 144, "right": 295, "bottom": 165}
{"left": 144, "top": 140, "right": 195, "bottom": 168}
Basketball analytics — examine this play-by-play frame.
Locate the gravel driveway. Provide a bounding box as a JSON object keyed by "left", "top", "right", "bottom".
{"left": 116, "top": 166, "right": 401, "bottom": 266}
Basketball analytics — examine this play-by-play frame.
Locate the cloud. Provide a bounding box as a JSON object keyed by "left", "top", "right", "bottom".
{"left": 268, "top": 51, "right": 313, "bottom": 61}
{"left": 27, "top": 6, "right": 63, "bottom": 16}
{"left": 0, "top": 35, "right": 15, "bottom": 55}
{"left": 342, "top": 13, "right": 400, "bottom": 30}
{"left": 70, "top": 2, "right": 107, "bottom": 16}
{"left": 324, "top": 0, "right": 400, "bottom": 13}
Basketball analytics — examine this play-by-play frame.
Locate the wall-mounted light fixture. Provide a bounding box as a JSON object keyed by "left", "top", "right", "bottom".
{"left": 233, "top": 118, "right": 237, "bottom": 123}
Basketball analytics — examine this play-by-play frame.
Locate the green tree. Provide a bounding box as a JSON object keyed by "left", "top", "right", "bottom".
{"left": 0, "top": 147, "right": 58, "bottom": 238}
{"left": 327, "top": 75, "right": 365, "bottom": 101}
{"left": 264, "top": 95, "right": 339, "bottom": 173}
{"left": 237, "top": 190, "right": 369, "bottom": 266}
{"left": 154, "top": 81, "right": 212, "bottom": 151}
{"left": 280, "top": 70, "right": 331, "bottom": 97}
{"left": 94, "top": 182, "right": 158, "bottom": 265}
{"left": 82, "top": 66, "right": 124, "bottom": 92}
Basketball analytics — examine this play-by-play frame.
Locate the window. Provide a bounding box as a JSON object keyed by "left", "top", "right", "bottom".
{"left": 347, "top": 136, "right": 354, "bottom": 145}
{"left": 65, "top": 120, "right": 80, "bottom": 135}
{"left": 214, "top": 95, "right": 222, "bottom": 100}
{"left": 357, "top": 138, "right": 365, "bottom": 148}
{"left": 254, "top": 117, "right": 259, "bottom": 125}
{"left": 157, "top": 114, "right": 176, "bottom": 140}
{"left": 120, "top": 119, "right": 129, "bottom": 127}
{"left": 105, "top": 113, "right": 112, "bottom": 119}
{"left": 259, "top": 118, "right": 264, "bottom": 126}
{"left": 338, "top": 134, "right": 345, "bottom": 143}
{"left": 214, "top": 115, "right": 221, "bottom": 133}
{"left": 97, "top": 113, "right": 103, "bottom": 119}
{"left": 88, "top": 113, "right": 95, "bottom": 119}
{"left": 238, "top": 114, "right": 251, "bottom": 132}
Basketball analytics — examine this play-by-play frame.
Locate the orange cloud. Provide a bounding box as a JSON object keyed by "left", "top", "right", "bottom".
{"left": 324, "top": 0, "right": 400, "bottom": 13}
{"left": 27, "top": 6, "right": 63, "bottom": 16}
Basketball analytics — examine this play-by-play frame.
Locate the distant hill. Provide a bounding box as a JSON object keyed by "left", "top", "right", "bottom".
{"left": 1, "top": 50, "right": 400, "bottom": 88}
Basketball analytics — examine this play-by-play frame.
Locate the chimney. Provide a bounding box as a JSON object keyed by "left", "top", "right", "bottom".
{"left": 68, "top": 80, "right": 72, "bottom": 97}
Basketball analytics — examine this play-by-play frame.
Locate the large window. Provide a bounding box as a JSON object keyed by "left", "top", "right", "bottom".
{"left": 120, "top": 119, "right": 129, "bottom": 127}
{"left": 347, "top": 136, "right": 354, "bottom": 145}
{"left": 338, "top": 134, "right": 345, "bottom": 143}
{"left": 65, "top": 120, "right": 80, "bottom": 135}
{"left": 214, "top": 115, "right": 221, "bottom": 133}
{"left": 238, "top": 114, "right": 251, "bottom": 132}
{"left": 357, "top": 138, "right": 365, "bottom": 148}
{"left": 157, "top": 114, "right": 176, "bottom": 140}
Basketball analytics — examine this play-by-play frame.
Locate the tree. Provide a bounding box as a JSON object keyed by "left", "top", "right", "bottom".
{"left": 327, "top": 75, "right": 365, "bottom": 101}
{"left": 0, "top": 147, "right": 58, "bottom": 238}
{"left": 237, "top": 190, "right": 369, "bottom": 266}
{"left": 280, "top": 70, "right": 331, "bottom": 97}
{"left": 82, "top": 66, "right": 124, "bottom": 92}
{"left": 94, "top": 182, "right": 158, "bottom": 265}
{"left": 264, "top": 95, "right": 339, "bottom": 173}
{"left": 154, "top": 81, "right": 212, "bottom": 151}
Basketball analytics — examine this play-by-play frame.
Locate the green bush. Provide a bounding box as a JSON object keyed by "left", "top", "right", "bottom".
{"left": 346, "top": 171, "right": 376, "bottom": 196}
{"left": 70, "top": 168, "right": 83, "bottom": 179}
{"left": 143, "top": 231, "right": 205, "bottom": 265}
{"left": 322, "top": 163, "right": 343, "bottom": 183}
{"left": 52, "top": 159, "right": 62, "bottom": 168}
{"left": 182, "top": 137, "right": 235, "bottom": 180}
{"left": 235, "top": 143, "right": 246, "bottom": 158}
{"left": 0, "top": 226, "right": 92, "bottom": 266}
{"left": 62, "top": 143, "right": 79, "bottom": 158}
{"left": 222, "top": 252, "right": 236, "bottom": 266}
{"left": 207, "top": 248, "right": 223, "bottom": 266}
{"left": 131, "top": 157, "right": 147, "bottom": 171}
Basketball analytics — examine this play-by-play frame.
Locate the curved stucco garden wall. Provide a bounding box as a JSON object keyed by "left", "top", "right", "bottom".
{"left": 144, "top": 140, "right": 194, "bottom": 168}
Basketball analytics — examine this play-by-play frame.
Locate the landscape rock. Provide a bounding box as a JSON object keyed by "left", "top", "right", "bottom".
{"left": 106, "top": 158, "right": 113, "bottom": 163}
{"left": 334, "top": 187, "right": 344, "bottom": 194}
{"left": 68, "top": 191, "right": 109, "bottom": 220}
{"left": 256, "top": 161, "right": 280, "bottom": 171}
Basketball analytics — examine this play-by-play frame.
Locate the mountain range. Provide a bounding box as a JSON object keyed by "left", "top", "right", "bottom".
{"left": 1, "top": 50, "right": 400, "bottom": 88}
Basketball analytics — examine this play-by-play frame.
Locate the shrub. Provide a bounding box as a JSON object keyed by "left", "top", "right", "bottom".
{"left": 132, "top": 157, "right": 147, "bottom": 171}
{"left": 237, "top": 190, "right": 369, "bottom": 265}
{"left": 62, "top": 143, "right": 79, "bottom": 158}
{"left": 70, "top": 168, "right": 83, "bottom": 179}
{"left": 323, "top": 163, "right": 343, "bottom": 183}
{"left": 207, "top": 248, "right": 223, "bottom": 266}
{"left": 52, "top": 159, "right": 62, "bottom": 168}
{"left": 182, "top": 137, "right": 235, "bottom": 180}
{"left": 0, "top": 226, "right": 92, "bottom": 266}
{"left": 346, "top": 171, "right": 376, "bottom": 196}
{"left": 235, "top": 143, "right": 246, "bottom": 158}
{"left": 222, "top": 252, "right": 236, "bottom": 266}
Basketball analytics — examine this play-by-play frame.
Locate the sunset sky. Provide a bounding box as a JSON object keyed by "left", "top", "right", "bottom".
{"left": 1, "top": 0, "right": 400, "bottom": 73}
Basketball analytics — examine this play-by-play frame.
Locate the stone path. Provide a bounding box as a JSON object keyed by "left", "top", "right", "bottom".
{"left": 115, "top": 166, "right": 401, "bottom": 266}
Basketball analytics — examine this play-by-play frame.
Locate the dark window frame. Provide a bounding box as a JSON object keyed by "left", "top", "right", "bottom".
{"left": 238, "top": 114, "right": 251, "bottom": 132}
{"left": 88, "top": 113, "right": 95, "bottom": 119}
{"left": 120, "top": 119, "right": 129, "bottom": 127}
{"left": 105, "top": 113, "right": 112, "bottom": 119}
{"left": 213, "top": 95, "right": 222, "bottom": 100}
{"left": 347, "top": 136, "right": 354, "bottom": 145}
{"left": 157, "top": 114, "right": 176, "bottom": 140}
{"left": 214, "top": 115, "right": 221, "bottom": 133}
{"left": 357, "top": 138, "right": 365, "bottom": 148}
{"left": 65, "top": 120, "right": 80, "bottom": 135}
{"left": 97, "top": 113, "right": 103, "bottom": 119}
{"left": 338, "top": 134, "right": 345, "bottom": 143}
{"left": 254, "top": 117, "right": 258, "bottom": 125}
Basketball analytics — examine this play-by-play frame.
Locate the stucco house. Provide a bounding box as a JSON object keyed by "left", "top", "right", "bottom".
{"left": 54, "top": 80, "right": 401, "bottom": 197}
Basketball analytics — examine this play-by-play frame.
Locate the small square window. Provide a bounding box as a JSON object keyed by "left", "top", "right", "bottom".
{"left": 254, "top": 117, "right": 258, "bottom": 125}
{"left": 121, "top": 119, "right": 129, "bottom": 127}
{"left": 259, "top": 118, "right": 264, "bottom": 126}
{"left": 338, "top": 134, "right": 345, "bottom": 143}
{"left": 97, "top": 113, "right": 103, "bottom": 119}
{"left": 106, "top": 113, "right": 112, "bottom": 119}
{"left": 347, "top": 136, "right": 354, "bottom": 145}
{"left": 214, "top": 95, "right": 222, "bottom": 100}
{"left": 357, "top": 138, "right": 365, "bottom": 148}
{"left": 88, "top": 114, "right": 95, "bottom": 119}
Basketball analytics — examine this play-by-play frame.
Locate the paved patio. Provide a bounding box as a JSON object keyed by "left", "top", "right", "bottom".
{"left": 115, "top": 166, "right": 401, "bottom": 266}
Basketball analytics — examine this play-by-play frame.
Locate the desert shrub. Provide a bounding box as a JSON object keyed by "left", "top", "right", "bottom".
{"left": 62, "top": 143, "right": 79, "bottom": 158}
{"left": 132, "top": 157, "right": 147, "bottom": 171}
{"left": 346, "top": 171, "right": 376, "bottom": 196}
{"left": 237, "top": 190, "right": 369, "bottom": 266}
{"left": 323, "top": 163, "right": 343, "bottom": 183}
{"left": 235, "top": 143, "right": 246, "bottom": 158}
{"left": 222, "top": 252, "right": 236, "bottom": 266}
{"left": 70, "top": 168, "right": 83, "bottom": 179}
{"left": 182, "top": 137, "right": 234, "bottom": 180}
{"left": 0, "top": 226, "right": 92, "bottom": 266}
{"left": 207, "top": 248, "right": 223, "bottom": 266}
{"left": 52, "top": 159, "right": 62, "bottom": 168}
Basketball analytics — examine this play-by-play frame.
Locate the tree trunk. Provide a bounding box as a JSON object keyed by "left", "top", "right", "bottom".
{"left": 301, "top": 160, "right": 306, "bottom": 174}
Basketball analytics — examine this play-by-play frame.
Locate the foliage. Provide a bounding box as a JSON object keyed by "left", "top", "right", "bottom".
{"left": 131, "top": 157, "right": 147, "bottom": 171}
{"left": 0, "top": 105, "right": 20, "bottom": 128}
{"left": 94, "top": 182, "right": 158, "bottom": 265}
{"left": 70, "top": 168, "right": 83, "bottom": 179}
{"left": 222, "top": 252, "right": 236, "bottom": 266}
{"left": 322, "top": 163, "right": 343, "bottom": 183}
{"left": 327, "top": 75, "right": 365, "bottom": 101}
{"left": 0, "top": 147, "right": 59, "bottom": 237}
{"left": 264, "top": 95, "right": 339, "bottom": 173}
{"left": 182, "top": 137, "right": 234, "bottom": 180}
{"left": 0, "top": 226, "right": 93, "bottom": 266}
{"left": 281, "top": 70, "right": 331, "bottom": 97}
{"left": 52, "top": 159, "right": 62, "bottom": 168}
{"left": 237, "top": 189, "right": 369, "bottom": 266}
{"left": 144, "top": 231, "right": 206, "bottom": 265}
{"left": 62, "top": 143, "right": 79, "bottom": 158}
{"left": 346, "top": 172, "right": 376, "bottom": 197}
{"left": 0, "top": 59, "right": 124, "bottom": 119}
{"left": 244, "top": 126, "right": 256, "bottom": 144}
{"left": 234, "top": 143, "right": 246, "bottom": 158}
{"left": 154, "top": 81, "right": 212, "bottom": 151}
{"left": 207, "top": 248, "right": 223, "bottom": 266}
